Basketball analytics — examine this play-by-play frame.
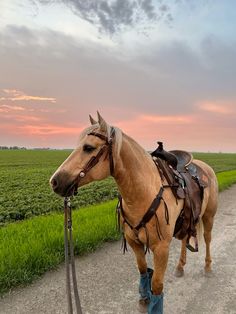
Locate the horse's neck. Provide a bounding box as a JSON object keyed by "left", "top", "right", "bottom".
{"left": 114, "top": 133, "right": 162, "bottom": 222}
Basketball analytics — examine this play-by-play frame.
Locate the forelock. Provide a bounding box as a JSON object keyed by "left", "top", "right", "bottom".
{"left": 78, "top": 124, "right": 123, "bottom": 162}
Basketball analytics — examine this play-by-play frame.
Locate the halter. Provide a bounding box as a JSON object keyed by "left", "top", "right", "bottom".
{"left": 69, "top": 127, "right": 115, "bottom": 196}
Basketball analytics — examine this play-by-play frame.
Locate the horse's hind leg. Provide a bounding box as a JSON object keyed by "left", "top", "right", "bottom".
{"left": 175, "top": 236, "right": 187, "bottom": 277}
{"left": 202, "top": 214, "right": 214, "bottom": 274}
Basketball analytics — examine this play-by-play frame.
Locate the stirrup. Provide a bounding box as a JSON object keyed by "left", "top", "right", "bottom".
{"left": 186, "top": 236, "right": 198, "bottom": 252}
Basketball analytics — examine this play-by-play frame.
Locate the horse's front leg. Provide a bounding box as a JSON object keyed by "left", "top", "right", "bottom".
{"left": 149, "top": 241, "right": 170, "bottom": 314}
{"left": 125, "top": 233, "right": 152, "bottom": 313}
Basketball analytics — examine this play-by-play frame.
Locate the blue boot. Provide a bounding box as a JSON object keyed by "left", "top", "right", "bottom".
{"left": 139, "top": 268, "right": 153, "bottom": 300}
{"left": 138, "top": 268, "right": 153, "bottom": 312}
{"left": 148, "top": 293, "right": 164, "bottom": 314}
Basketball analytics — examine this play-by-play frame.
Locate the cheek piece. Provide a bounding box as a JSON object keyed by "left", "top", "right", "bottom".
{"left": 67, "top": 128, "right": 115, "bottom": 196}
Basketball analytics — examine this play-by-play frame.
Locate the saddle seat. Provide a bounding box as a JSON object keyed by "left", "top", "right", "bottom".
{"left": 169, "top": 150, "right": 193, "bottom": 172}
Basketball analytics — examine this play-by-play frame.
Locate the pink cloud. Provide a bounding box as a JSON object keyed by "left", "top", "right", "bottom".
{"left": 0, "top": 89, "right": 56, "bottom": 103}
{"left": 113, "top": 110, "right": 235, "bottom": 152}
{"left": 115, "top": 113, "right": 194, "bottom": 134}
{"left": 197, "top": 101, "right": 234, "bottom": 114}
{"left": 0, "top": 104, "right": 25, "bottom": 112}
{"left": 17, "top": 124, "right": 83, "bottom": 136}
{"left": 141, "top": 114, "right": 193, "bottom": 124}
{"left": 14, "top": 115, "right": 42, "bottom": 122}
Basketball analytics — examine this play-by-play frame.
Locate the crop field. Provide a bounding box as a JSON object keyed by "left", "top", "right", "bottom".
{"left": 193, "top": 152, "right": 236, "bottom": 173}
{"left": 0, "top": 150, "right": 236, "bottom": 225}
{"left": 0, "top": 150, "right": 236, "bottom": 294}
{"left": 0, "top": 150, "right": 118, "bottom": 225}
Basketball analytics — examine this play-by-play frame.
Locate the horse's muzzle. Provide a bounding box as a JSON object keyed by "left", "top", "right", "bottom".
{"left": 50, "top": 170, "right": 77, "bottom": 197}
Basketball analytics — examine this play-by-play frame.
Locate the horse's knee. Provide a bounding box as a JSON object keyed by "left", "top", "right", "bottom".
{"left": 137, "top": 256, "right": 147, "bottom": 274}
{"left": 151, "top": 242, "right": 170, "bottom": 295}
{"left": 126, "top": 235, "right": 147, "bottom": 274}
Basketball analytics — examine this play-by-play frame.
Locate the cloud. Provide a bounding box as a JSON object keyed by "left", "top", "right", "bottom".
{"left": 1, "top": 26, "right": 235, "bottom": 117}
{"left": 0, "top": 104, "right": 25, "bottom": 112}
{"left": 35, "top": 0, "right": 173, "bottom": 35}
{"left": 198, "top": 101, "right": 234, "bottom": 114}
{"left": 141, "top": 114, "right": 193, "bottom": 124}
{"left": 18, "top": 124, "right": 83, "bottom": 136}
{"left": 0, "top": 24, "right": 235, "bottom": 151}
{"left": 0, "top": 121, "right": 84, "bottom": 148}
{"left": 0, "top": 89, "right": 56, "bottom": 103}
{"left": 115, "top": 110, "right": 236, "bottom": 152}
{"left": 13, "top": 115, "right": 42, "bottom": 122}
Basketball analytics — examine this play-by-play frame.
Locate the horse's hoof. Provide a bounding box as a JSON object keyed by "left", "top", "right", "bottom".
{"left": 138, "top": 298, "right": 149, "bottom": 313}
{"left": 204, "top": 269, "right": 213, "bottom": 278}
{"left": 174, "top": 268, "right": 184, "bottom": 277}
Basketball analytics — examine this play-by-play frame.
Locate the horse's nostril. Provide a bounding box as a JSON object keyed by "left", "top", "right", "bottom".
{"left": 50, "top": 171, "right": 72, "bottom": 196}
{"left": 51, "top": 178, "right": 58, "bottom": 190}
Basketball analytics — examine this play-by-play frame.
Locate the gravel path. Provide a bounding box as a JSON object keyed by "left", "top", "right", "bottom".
{"left": 1, "top": 186, "right": 236, "bottom": 314}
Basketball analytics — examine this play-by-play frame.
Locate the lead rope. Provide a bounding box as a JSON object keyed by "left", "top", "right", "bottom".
{"left": 64, "top": 197, "right": 83, "bottom": 314}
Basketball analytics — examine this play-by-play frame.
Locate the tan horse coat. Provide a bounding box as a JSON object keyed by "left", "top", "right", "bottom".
{"left": 50, "top": 113, "right": 218, "bottom": 307}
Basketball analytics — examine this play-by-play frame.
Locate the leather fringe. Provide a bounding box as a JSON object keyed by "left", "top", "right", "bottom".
{"left": 162, "top": 198, "right": 170, "bottom": 225}
{"left": 144, "top": 226, "right": 150, "bottom": 254}
{"left": 121, "top": 233, "right": 128, "bottom": 254}
{"left": 155, "top": 213, "right": 163, "bottom": 241}
{"left": 116, "top": 188, "right": 170, "bottom": 255}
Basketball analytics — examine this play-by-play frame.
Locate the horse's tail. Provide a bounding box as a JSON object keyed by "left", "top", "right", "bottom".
{"left": 196, "top": 218, "right": 204, "bottom": 248}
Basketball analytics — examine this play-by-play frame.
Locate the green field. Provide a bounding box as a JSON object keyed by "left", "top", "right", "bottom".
{"left": 0, "top": 150, "right": 236, "bottom": 225}
{"left": 193, "top": 152, "right": 236, "bottom": 173}
{"left": 0, "top": 150, "right": 118, "bottom": 225}
{"left": 0, "top": 150, "right": 236, "bottom": 295}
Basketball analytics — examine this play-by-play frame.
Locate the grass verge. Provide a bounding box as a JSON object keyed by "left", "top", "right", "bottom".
{"left": 0, "top": 170, "right": 236, "bottom": 296}
{"left": 0, "top": 200, "right": 119, "bottom": 296}
{"left": 217, "top": 170, "right": 236, "bottom": 192}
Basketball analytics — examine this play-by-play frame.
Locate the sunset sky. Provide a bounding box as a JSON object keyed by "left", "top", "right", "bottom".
{"left": 0, "top": 0, "right": 235, "bottom": 152}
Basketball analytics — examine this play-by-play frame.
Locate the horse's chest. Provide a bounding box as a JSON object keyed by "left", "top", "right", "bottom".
{"left": 125, "top": 225, "right": 147, "bottom": 244}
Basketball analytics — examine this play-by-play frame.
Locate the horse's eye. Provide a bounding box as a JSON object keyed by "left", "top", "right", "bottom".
{"left": 83, "top": 144, "right": 96, "bottom": 153}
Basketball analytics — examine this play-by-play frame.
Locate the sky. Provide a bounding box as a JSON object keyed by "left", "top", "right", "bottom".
{"left": 0, "top": 0, "right": 235, "bottom": 152}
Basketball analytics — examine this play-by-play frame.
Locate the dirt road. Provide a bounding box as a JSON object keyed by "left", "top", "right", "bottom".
{"left": 1, "top": 186, "right": 236, "bottom": 314}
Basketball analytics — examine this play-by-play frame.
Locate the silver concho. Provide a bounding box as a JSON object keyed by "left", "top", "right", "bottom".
{"left": 79, "top": 171, "right": 85, "bottom": 178}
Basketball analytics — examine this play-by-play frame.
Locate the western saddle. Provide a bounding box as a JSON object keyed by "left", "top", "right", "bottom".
{"left": 151, "top": 142, "right": 208, "bottom": 252}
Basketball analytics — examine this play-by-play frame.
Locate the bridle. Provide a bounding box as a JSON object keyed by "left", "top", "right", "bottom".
{"left": 63, "top": 127, "right": 115, "bottom": 314}
{"left": 68, "top": 127, "right": 115, "bottom": 196}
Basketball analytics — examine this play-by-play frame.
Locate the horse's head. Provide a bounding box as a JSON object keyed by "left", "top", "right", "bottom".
{"left": 50, "top": 112, "right": 121, "bottom": 197}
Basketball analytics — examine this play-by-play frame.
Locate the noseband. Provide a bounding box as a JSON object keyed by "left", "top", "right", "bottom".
{"left": 70, "top": 128, "right": 115, "bottom": 196}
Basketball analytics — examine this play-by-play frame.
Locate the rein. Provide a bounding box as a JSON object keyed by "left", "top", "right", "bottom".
{"left": 64, "top": 197, "right": 83, "bottom": 314}
{"left": 63, "top": 128, "right": 115, "bottom": 313}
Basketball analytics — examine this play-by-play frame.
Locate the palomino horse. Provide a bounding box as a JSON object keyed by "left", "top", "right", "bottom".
{"left": 50, "top": 112, "right": 218, "bottom": 314}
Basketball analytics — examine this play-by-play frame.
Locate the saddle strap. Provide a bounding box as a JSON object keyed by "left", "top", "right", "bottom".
{"left": 154, "top": 158, "right": 179, "bottom": 199}
{"left": 135, "top": 187, "right": 164, "bottom": 230}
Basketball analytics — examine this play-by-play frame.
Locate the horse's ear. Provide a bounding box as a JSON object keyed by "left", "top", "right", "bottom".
{"left": 97, "top": 111, "right": 108, "bottom": 133}
{"left": 89, "top": 114, "right": 97, "bottom": 125}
